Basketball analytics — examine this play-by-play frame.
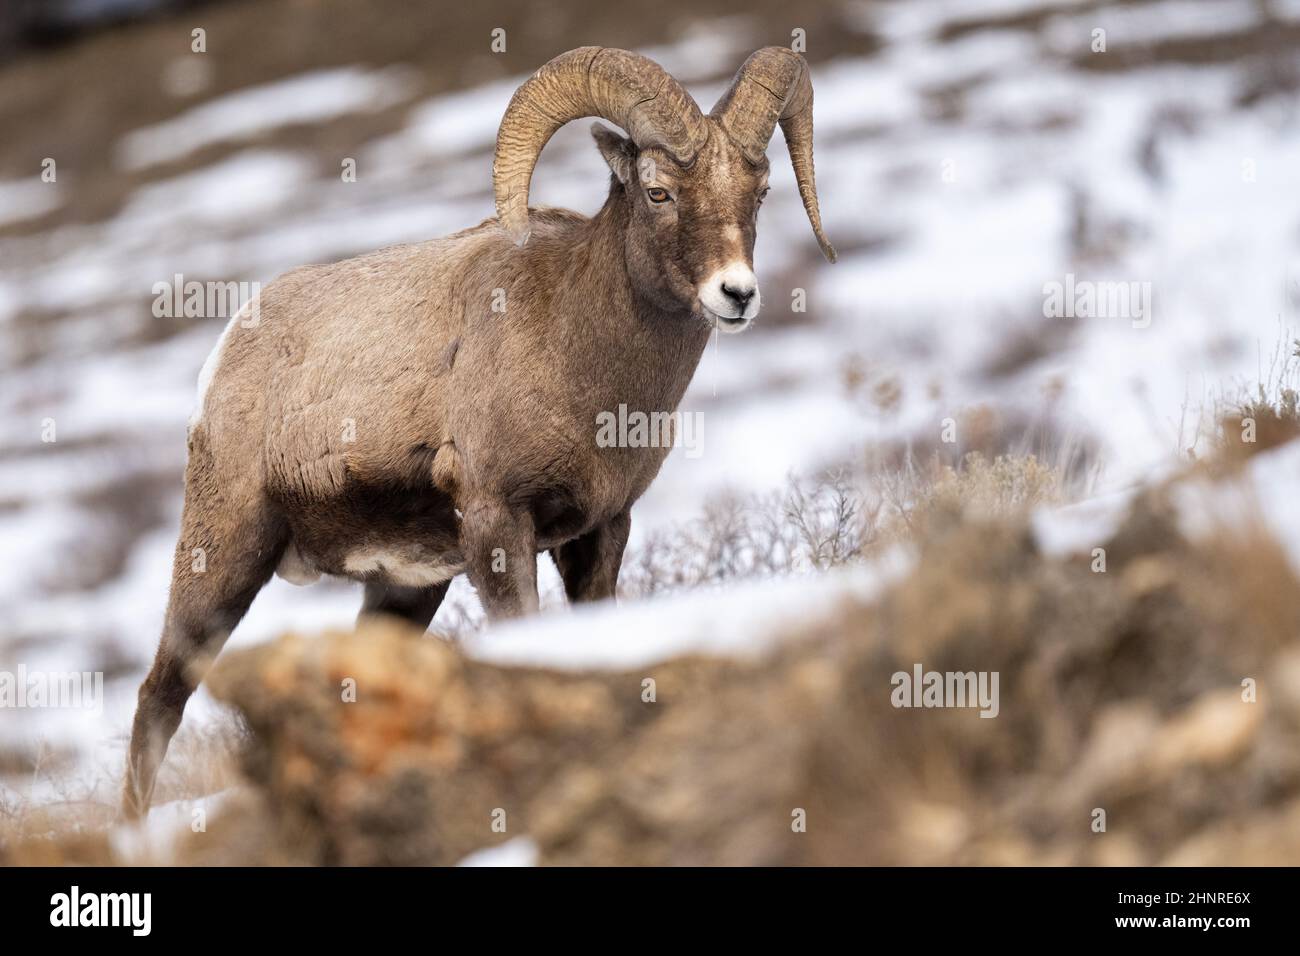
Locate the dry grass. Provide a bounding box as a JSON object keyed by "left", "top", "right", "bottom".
{"left": 1207, "top": 334, "right": 1300, "bottom": 462}
{"left": 1226, "top": 336, "right": 1300, "bottom": 455}
{"left": 874, "top": 451, "right": 1067, "bottom": 544}
{"left": 0, "top": 717, "right": 245, "bottom": 865}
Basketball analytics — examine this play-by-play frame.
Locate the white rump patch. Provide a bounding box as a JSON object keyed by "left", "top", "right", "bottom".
{"left": 343, "top": 549, "right": 462, "bottom": 587}
{"left": 189, "top": 315, "right": 237, "bottom": 430}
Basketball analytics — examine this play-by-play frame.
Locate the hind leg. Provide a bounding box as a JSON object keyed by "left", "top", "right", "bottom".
{"left": 550, "top": 512, "right": 631, "bottom": 603}
{"left": 357, "top": 579, "right": 450, "bottom": 631}
{"left": 122, "top": 481, "right": 286, "bottom": 819}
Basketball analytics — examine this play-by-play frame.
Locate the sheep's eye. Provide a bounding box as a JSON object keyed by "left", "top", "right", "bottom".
{"left": 758, "top": 186, "right": 770, "bottom": 203}
{"left": 646, "top": 187, "right": 671, "bottom": 204}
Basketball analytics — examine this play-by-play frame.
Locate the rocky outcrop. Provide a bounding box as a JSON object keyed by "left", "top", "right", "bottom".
{"left": 193, "top": 496, "right": 1300, "bottom": 865}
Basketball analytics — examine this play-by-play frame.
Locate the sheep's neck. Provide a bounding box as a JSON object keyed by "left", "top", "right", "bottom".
{"left": 558, "top": 193, "right": 712, "bottom": 416}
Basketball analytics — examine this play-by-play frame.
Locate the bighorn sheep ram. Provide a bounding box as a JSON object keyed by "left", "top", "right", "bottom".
{"left": 123, "top": 46, "right": 834, "bottom": 816}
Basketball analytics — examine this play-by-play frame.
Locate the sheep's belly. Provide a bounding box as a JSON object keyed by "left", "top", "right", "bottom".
{"left": 274, "top": 539, "right": 464, "bottom": 588}
{"left": 341, "top": 548, "right": 464, "bottom": 587}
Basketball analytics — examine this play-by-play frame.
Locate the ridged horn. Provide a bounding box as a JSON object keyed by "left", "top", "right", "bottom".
{"left": 493, "top": 47, "right": 709, "bottom": 246}
{"left": 711, "top": 47, "right": 836, "bottom": 263}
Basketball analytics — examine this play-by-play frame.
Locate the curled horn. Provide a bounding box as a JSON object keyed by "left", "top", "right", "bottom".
{"left": 493, "top": 47, "right": 709, "bottom": 245}
{"left": 712, "top": 47, "right": 836, "bottom": 263}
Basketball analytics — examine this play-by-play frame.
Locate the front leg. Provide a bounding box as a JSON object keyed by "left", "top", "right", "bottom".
{"left": 462, "top": 497, "right": 539, "bottom": 620}
{"left": 551, "top": 511, "right": 631, "bottom": 603}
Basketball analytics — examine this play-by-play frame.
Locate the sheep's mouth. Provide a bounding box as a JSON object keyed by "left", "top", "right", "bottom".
{"left": 698, "top": 305, "right": 752, "bottom": 333}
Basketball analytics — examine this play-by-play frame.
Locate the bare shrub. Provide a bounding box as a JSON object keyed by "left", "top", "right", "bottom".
{"left": 618, "top": 473, "right": 877, "bottom": 598}
{"left": 618, "top": 448, "right": 1076, "bottom": 599}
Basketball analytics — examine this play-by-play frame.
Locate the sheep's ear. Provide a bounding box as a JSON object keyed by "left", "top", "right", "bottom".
{"left": 591, "top": 122, "right": 636, "bottom": 186}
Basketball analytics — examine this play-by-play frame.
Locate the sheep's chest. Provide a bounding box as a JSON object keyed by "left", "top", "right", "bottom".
{"left": 525, "top": 431, "right": 675, "bottom": 549}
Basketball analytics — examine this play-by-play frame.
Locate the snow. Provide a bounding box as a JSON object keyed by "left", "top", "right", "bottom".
{"left": 1032, "top": 441, "right": 1300, "bottom": 573}
{"left": 116, "top": 66, "right": 416, "bottom": 170}
{"left": 456, "top": 837, "right": 539, "bottom": 867}
{"left": 367, "top": 77, "right": 520, "bottom": 164}
{"left": 118, "top": 151, "right": 315, "bottom": 228}
{"left": 110, "top": 790, "right": 232, "bottom": 864}
{"left": 858, "top": 0, "right": 1093, "bottom": 44}
{"left": 467, "top": 550, "right": 912, "bottom": 671}
{"left": 1045, "top": 0, "right": 1263, "bottom": 47}
{"left": 1172, "top": 440, "right": 1300, "bottom": 575}
{"left": 0, "top": 178, "right": 62, "bottom": 228}
{"left": 1032, "top": 486, "right": 1136, "bottom": 557}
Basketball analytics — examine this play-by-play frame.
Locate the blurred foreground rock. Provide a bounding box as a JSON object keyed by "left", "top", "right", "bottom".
{"left": 182, "top": 495, "right": 1300, "bottom": 865}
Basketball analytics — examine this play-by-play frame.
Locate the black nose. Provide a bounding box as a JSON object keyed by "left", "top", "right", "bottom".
{"left": 721, "top": 283, "right": 755, "bottom": 311}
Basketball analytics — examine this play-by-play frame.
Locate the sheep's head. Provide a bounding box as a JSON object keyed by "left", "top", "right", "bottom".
{"left": 493, "top": 47, "right": 836, "bottom": 332}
